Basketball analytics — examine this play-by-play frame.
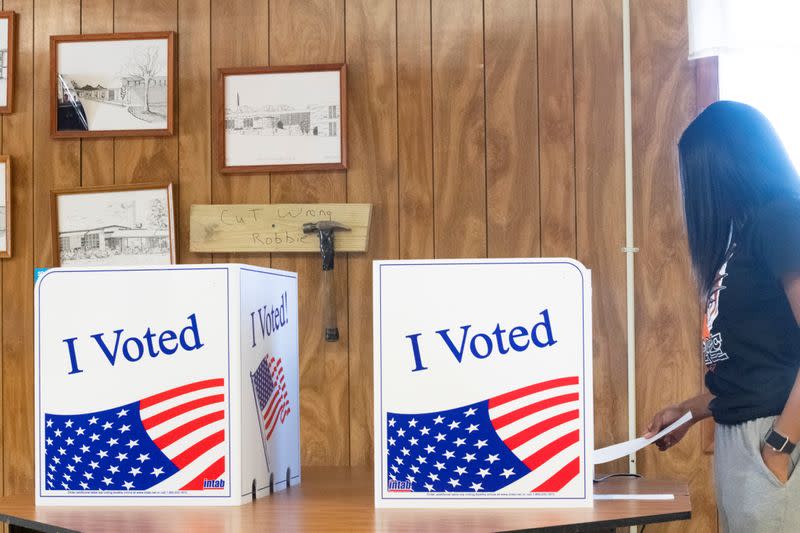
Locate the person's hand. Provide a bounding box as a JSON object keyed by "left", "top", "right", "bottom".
{"left": 643, "top": 404, "right": 693, "bottom": 451}
{"left": 761, "top": 444, "right": 790, "bottom": 484}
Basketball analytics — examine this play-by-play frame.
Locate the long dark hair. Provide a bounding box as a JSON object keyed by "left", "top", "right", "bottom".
{"left": 678, "top": 100, "right": 800, "bottom": 297}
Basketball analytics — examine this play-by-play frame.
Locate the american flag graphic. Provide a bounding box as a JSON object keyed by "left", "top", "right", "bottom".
{"left": 386, "top": 376, "right": 582, "bottom": 493}
{"left": 251, "top": 355, "right": 290, "bottom": 441}
{"left": 44, "top": 378, "right": 226, "bottom": 492}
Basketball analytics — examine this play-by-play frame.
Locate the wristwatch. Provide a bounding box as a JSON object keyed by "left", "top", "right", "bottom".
{"left": 764, "top": 427, "right": 796, "bottom": 454}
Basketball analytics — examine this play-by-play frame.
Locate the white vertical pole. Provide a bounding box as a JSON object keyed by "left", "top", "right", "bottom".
{"left": 621, "top": 0, "right": 637, "bottom": 476}
{"left": 622, "top": 1, "right": 638, "bottom": 531}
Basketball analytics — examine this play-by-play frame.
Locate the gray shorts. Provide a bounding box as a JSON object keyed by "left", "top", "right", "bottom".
{"left": 715, "top": 416, "right": 800, "bottom": 533}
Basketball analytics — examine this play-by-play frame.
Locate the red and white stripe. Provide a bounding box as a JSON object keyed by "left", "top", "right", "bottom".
{"left": 489, "top": 376, "right": 582, "bottom": 493}
{"left": 263, "top": 357, "right": 290, "bottom": 440}
{"left": 138, "top": 378, "right": 226, "bottom": 491}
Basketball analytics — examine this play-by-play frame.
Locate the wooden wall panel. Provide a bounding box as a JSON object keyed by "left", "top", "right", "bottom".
{"left": 210, "top": 0, "right": 270, "bottom": 267}
{"left": 269, "top": 0, "right": 349, "bottom": 467}
{"left": 29, "top": 0, "right": 81, "bottom": 494}
{"left": 573, "top": 0, "right": 629, "bottom": 476}
{"left": 3, "top": 0, "right": 33, "bottom": 494}
{"left": 177, "top": 0, "right": 211, "bottom": 264}
{"left": 345, "top": 0, "right": 397, "bottom": 466}
{"left": 484, "top": 0, "right": 539, "bottom": 258}
{"left": 631, "top": 1, "right": 716, "bottom": 531}
{"left": 113, "top": 0, "right": 178, "bottom": 184}
{"left": 397, "top": 0, "right": 433, "bottom": 260}
{"left": 79, "top": 0, "right": 114, "bottom": 187}
{"left": 33, "top": 0, "right": 80, "bottom": 267}
{"left": 0, "top": 2, "right": 718, "bottom": 523}
{"left": 695, "top": 55, "right": 718, "bottom": 457}
{"left": 538, "top": 0, "right": 576, "bottom": 258}
{"left": 431, "top": 0, "right": 486, "bottom": 259}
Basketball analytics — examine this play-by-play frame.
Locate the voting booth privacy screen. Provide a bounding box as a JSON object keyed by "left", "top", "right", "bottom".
{"left": 373, "top": 258, "right": 593, "bottom": 508}
{"left": 34, "top": 264, "right": 300, "bottom": 506}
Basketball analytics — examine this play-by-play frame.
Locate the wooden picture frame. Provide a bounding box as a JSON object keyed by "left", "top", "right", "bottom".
{"left": 0, "top": 12, "right": 16, "bottom": 114}
{"left": 50, "top": 182, "right": 176, "bottom": 267}
{"left": 50, "top": 31, "right": 175, "bottom": 138}
{"left": 0, "top": 155, "right": 11, "bottom": 258}
{"left": 217, "top": 63, "right": 347, "bottom": 174}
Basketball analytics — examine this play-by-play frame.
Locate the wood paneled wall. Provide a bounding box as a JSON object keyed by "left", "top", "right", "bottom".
{"left": 0, "top": 0, "right": 713, "bottom": 530}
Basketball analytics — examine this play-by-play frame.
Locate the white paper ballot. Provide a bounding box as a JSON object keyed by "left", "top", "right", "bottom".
{"left": 593, "top": 411, "right": 693, "bottom": 465}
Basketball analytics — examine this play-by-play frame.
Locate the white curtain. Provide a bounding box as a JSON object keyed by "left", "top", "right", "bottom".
{"left": 688, "top": 0, "right": 800, "bottom": 59}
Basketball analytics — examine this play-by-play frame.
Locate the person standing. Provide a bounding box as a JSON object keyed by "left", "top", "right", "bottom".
{"left": 644, "top": 101, "right": 800, "bottom": 532}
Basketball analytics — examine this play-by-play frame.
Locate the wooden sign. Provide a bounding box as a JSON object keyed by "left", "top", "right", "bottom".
{"left": 190, "top": 204, "right": 371, "bottom": 253}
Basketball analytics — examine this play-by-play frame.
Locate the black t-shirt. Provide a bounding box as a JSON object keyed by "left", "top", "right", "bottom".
{"left": 704, "top": 200, "right": 800, "bottom": 425}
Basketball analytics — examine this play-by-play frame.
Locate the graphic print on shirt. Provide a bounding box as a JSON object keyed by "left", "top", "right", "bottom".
{"left": 703, "top": 245, "right": 736, "bottom": 370}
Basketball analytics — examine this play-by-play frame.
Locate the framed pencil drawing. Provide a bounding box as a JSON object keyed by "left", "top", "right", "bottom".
{"left": 51, "top": 182, "right": 176, "bottom": 267}
{"left": 0, "top": 156, "right": 11, "bottom": 258}
{"left": 218, "top": 63, "right": 347, "bottom": 173}
{"left": 50, "top": 32, "right": 175, "bottom": 138}
{"left": 0, "top": 12, "right": 16, "bottom": 114}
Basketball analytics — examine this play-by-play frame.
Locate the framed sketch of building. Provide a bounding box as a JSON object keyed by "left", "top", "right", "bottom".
{"left": 50, "top": 32, "right": 175, "bottom": 138}
{"left": 0, "top": 12, "right": 15, "bottom": 114}
{"left": 0, "top": 156, "right": 11, "bottom": 258}
{"left": 51, "top": 183, "right": 176, "bottom": 267}
{"left": 218, "top": 64, "right": 347, "bottom": 173}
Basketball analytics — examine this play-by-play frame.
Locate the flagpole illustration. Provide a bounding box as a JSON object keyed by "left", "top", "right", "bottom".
{"left": 250, "top": 370, "right": 272, "bottom": 474}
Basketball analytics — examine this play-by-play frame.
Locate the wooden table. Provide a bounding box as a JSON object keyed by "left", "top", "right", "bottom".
{"left": 0, "top": 467, "right": 690, "bottom": 532}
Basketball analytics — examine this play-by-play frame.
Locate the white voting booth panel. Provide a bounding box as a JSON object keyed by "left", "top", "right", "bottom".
{"left": 34, "top": 264, "right": 300, "bottom": 506}
{"left": 373, "top": 258, "right": 593, "bottom": 508}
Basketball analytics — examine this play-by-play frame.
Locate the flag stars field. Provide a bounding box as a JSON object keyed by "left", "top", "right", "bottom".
{"left": 385, "top": 400, "right": 533, "bottom": 493}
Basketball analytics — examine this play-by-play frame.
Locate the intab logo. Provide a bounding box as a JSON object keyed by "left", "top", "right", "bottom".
{"left": 387, "top": 480, "right": 412, "bottom": 492}
{"left": 203, "top": 478, "right": 225, "bottom": 490}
